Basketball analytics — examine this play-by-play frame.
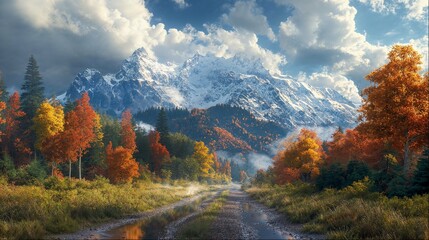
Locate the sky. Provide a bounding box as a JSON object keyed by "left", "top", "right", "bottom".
{"left": 0, "top": 0, "right": 427, "bottom": 103}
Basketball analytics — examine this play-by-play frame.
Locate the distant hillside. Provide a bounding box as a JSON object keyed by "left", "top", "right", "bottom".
{"left": 134, "top": 104, "right": 287, "bottom": 154}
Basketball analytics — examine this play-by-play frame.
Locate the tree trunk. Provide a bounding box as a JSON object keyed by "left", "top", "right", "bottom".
{"left": 404, "top": 131, "right": 411, "bottom": 174}
{"left": 78, "top": 156, "right": 81, "bottom": 179}
{"left": 79, "top": 151, "right": 82, "bottom": 180}
{"left": 68, "top": 159, "right": 72, "bottom": 179}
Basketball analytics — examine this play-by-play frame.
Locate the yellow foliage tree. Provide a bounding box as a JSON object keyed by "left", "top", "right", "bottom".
{"left": 33, "top": 101, "right": 64, "bottom": 151}
{"left": 274, "top": 129, "right": 324, "bottom": 183}
{"left": 358, "top": 45, "right": 429, "bottom": 173}
{"left": 33, "top": 101, "right": 64, "bottom": 174}
{"left": 192, "top": 141, "right": 215, "bottom": 178}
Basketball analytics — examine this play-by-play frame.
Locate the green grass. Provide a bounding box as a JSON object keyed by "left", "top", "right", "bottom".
{"left": 178, "top": 190, "right": 229, "bottom": 239}
{"left": 247, "top": 181, "right": 429, "bottom": 239}
{"left": 0, "top": 177, "right": 207, "bottom": 239}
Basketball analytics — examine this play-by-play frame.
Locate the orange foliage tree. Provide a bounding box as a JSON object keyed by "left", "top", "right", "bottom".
{"left": 326, "top": 128, "right": 385, "bottom": 168}
{"left": 358, "top": 45, "right": 429, "bottom": 173}
{"left": 3, "top": 92, "right": 31, "bottom": 165}
{"left": 121, "top": 110, "right": 136, "bottom": 153}
{"left": 106, "top": 141, "right": 140, "bottom": 183}
{"left": 0, "top": 90, "right": 5, "bottom": 141}
{"left": 273, "top": 128, "right": 325, "bottom": 183}
{"left": 66, "top": 92, "right": 97, "bottom": 179}
{"left": 149, "top": 131, "right": 170, "bottom": 176}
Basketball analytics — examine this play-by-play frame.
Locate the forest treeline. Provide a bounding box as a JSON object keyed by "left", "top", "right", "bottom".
{"left": 253, "top": 45, "right": 429, "bottom": 197}
{"left": 0, "top": 56, "right": 232, "bottom": 184}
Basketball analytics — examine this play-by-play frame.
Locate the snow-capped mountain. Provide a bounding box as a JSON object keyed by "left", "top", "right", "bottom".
{"left": 59, "top": 47, "right": 358, "bottom": 128}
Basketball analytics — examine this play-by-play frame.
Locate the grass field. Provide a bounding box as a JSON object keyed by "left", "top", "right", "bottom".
{"left": 0, "top": 177, "right": 206, "bottom": 239}
{"left": 247, "top": 181, "right": 429, "bottom": 239}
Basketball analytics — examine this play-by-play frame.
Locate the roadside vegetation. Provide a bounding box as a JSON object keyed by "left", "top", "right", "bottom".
{"left": 249, "top": 45, "right": 429, "bottom": 239}
{"left": 0, "top": 177, "right": 207, "bottom": 239}
{"left": 178, "top": 190, "right": 229, "bottom": 239}
{"left": 247, "top": 182, "right": 428, "bottom": 239}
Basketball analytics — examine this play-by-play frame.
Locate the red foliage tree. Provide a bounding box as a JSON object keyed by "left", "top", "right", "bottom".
{"left": 326, "top": 128, "right": 385, "bottom": 168}
{"left": 2, "top": 92, "right": 31, "bottom": 165}
{"left": 106, "top": 141, "right": 140, "bottom": 183}
{"left": 121, "top": 110, "right": 136, "bottom": 153}
{"left": 0, "top": 91, "right": 5, "bottom": 140}
{"left": 358, "top": 45, "right": 429, "bottom": 173}
{"left": 66, "top": 92, "right": 97, "bottom": 179}
{"left": 149, "top": 131, "right": 170, "bottom": 176}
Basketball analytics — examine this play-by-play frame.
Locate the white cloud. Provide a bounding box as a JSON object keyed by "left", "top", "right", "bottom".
{"left": 358, "top": 0, "right": 396, "bottom": 13}
{"left": 221, "top": 0, "right": 276, "bottom": 41}
{"left": 358, "top": 0, "right": 428, "bottom": 21}
{"left": 298, "top": 69, "right": 362, "bottom": 104}
{"left": 6, "top": 0, "right": 285, "bottom": 91}
{"left": 153, "top": 25, "right": 285, "bottom": 74}
{"left": 276, "top": 0, "right": 389, "bottom": 89}
{"left": 171, "top": 0, "right": 189, "bottom": 9}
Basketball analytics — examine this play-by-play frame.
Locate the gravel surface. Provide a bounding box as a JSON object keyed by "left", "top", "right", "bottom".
{"left": 208, "top": 184, "right": 324, "bottom": 240}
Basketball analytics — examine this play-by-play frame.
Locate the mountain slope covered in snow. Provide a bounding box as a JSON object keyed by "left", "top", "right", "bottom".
{"left": 60, "top": 48, "right": 358, "bottom": 128}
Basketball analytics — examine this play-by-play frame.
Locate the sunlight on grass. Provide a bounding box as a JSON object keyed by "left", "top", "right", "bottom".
{"left": 247, "top": 184, "right": 429, "bottom": 239}
{"left": 0, "top": 178, "right": 208, "bottom": 239}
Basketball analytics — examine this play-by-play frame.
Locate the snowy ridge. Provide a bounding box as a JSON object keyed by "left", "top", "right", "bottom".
{"left": 60, "top": 48, "right": 358, "bottom": 128}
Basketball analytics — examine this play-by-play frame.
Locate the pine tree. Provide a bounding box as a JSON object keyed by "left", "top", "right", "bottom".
{"left": 20, "top": 55, "right": 45, "bottom": 157}
{"left": 21, "top": 55, "right": 45, "bottom": 120}
{"left": 410, "top": 149, "right": 429, "bottom": 195}
{"left": 0, "top": 74, "right": 8, "bottom": 103}
{"left": 156, "top": 108, "right": 169, "bottom": 145}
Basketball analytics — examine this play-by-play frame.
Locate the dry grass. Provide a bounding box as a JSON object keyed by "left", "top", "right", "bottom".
{"left": 0, "top": 177, "right": 206, "bottom": 239}
{"left": 247, "top": 181, "right": 429, "bottom": 239}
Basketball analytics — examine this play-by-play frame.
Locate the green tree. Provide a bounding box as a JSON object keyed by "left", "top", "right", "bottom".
{"left": 0, "top": 73, "right": 8, "bottom": 103}
{"left": 156, "top": 108, "right": 169, "bottom": 145}
{"left": 316, "top": 163, "right": 346, "bottom": 190}
{"left": 21, "top": 55, "right": 45, "bottom": 121}
{"left": 410, "top": 149, "right": 429, "bottom": 195}
{"left": 20, "top": 55, "right": 45, "bottom": 158}
{"left": 166, "top": 133, "right": 195, "bottom": 158}
{"left": 345, "top": 160, "right": 371, "bottom": 186}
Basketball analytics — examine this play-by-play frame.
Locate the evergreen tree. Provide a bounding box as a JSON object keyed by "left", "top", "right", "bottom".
{"left": 345, "top": 160, "right": 371, "bottom": 186}
{"left": 20, "top": 55, "right": 45, "bottom": 156}
{"left": 156, "top": 107, "right": 169, "bottom": 145}
{"left": 21, "top": 55, "right": 45, "bottom": 120}
{"left": 410, "top": 149, "right": 429, "bottom": 195}
{"left": 0, "top": 74, "right": 8, "bottom": 103}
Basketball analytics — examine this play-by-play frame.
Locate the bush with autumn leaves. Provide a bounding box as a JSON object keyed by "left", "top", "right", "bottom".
{"left": 260, "top": 45, "right": 429, "bottom": 197}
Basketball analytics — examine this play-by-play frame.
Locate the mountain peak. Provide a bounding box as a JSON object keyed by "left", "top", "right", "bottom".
{"left": 61, "top": 48, "right": 358, "bottom": 129}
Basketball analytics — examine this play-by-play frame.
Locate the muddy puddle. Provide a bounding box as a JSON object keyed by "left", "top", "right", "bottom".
{"left": 93, "top": 204, "right": 197, "bottom": 239}
{"left": 241, "top": 202, "right": 285, "bottom": 240}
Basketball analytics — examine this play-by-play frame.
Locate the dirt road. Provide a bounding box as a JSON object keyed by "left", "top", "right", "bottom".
{"left": 51, "top": 184, "right": 323, "bottom": 239}
{"left": 205, "top": 184, "right": 322, "bottom": 239}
